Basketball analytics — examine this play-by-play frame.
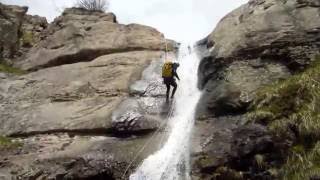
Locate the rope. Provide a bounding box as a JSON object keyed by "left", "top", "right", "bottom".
{"left": 158, "top": 101, "right": 176, "bottom": 147}
{"left": 121, "top": 35, "right": 174, "bottom": 179}
{"left": 120, "top": 99, "right": 176, "bottom": 179}
{"left": 164, "top": 36, "right": 169, "bottom": 62}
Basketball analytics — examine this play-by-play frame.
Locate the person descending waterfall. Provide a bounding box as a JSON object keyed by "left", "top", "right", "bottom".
{"left": 188, "top": 45, "right": 192, "bottom": 54}
{"left": 130, "top": 45, "right": 201, "bottom": 180}
{"left": 162, "top": 61, "right": 180, "bottom": 102}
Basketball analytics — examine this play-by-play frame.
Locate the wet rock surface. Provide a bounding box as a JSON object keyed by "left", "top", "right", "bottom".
{"left": 192, "top": 117, "right": 277, "bottom": 180}
{"left": 0, "top": 134, "right": 164, "bottom": 179}
{"left": 112, "top": 60, "right": 170, "bottom": 135}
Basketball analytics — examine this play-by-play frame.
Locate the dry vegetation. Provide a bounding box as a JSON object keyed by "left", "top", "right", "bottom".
{"left": 76, "top": 0, "right": 109, "bottom": 11}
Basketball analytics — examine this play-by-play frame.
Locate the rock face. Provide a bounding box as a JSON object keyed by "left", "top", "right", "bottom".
{"left": 0, "top": 4, "right": 176, "bottom": 179}
{"left": 112, "top": 60, "right": 169, "bottom": 135}
{"left": 205, "top": 0, "right": 320, "bottom": 64}
{"left": 14, "top": 7, "right": 176, "bottom": 71}
{"left": 0, "top": 3, "right": 27, "bottom": 59}
{"left": 0, "top": 51, "right": 163, "bottom": 136}
{"left": 197, "top": 0, "right": 320, "bottom": 118}
{"left": 21, "top": 14, "right": 48, "bottom": 47}
{"left": 0, "top": 2, "right": 48, "bottom": 62}
{"left": 193, "top": 0, "right": 320, "bottom": 179}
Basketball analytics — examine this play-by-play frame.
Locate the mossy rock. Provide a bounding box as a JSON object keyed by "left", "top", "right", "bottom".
{"left": 0, "top": 136, "right": 21, "bottom": 149}
{"left": 197, "top": 155, "right": 219, "bottom": 170}
{"left": 0, "top": 60, "right": 26, "bottom": 75}
{"left": 21, "top": 31, "right": 34, "bottom": 48}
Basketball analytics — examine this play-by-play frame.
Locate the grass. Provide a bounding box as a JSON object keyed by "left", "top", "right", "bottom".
{"left": 0, "top": 61, "right": 26, "bottom": 75}
{"left": 248, "top": 54, "right": 320, "bottom": 179}
{"left": 248, "top": 54, "right": 320, "bottom": 143}
{"left": 0, "top": 136, "right": 21, "bottom": 149}
{"left": 281, "top": 142, "right": 320, "bottom": 180}
{"left": 21, "top": 31, "right": 34, "bottom": 48}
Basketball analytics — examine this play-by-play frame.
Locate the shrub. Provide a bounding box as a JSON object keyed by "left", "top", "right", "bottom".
{"left": 21, "top": 31, "right": 34, "bottom": 48}
{"left": 0, "top": 136, "right": 21, "bottom": 149}
{"left": 76, "top": 0, "right": 109, "bottom": 11}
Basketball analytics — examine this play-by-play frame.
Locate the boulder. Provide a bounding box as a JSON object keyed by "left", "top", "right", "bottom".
{"left": 192, "top": 118, "right": 274, "bottom": 179}
{"left": 191, "top": 116, "right": 243, "bottom": 175}
{"left": 231, "top": 124, "right": 273, "bottom": 158}
{"left": 0, "top": 51, "right": 163, "bottom": 136}
{"left": 20, "top": 14, "right": 48, "bottom": 47}
{"left": 14, "top": 7, "right": 177, "bottom": 71}
{"left": 206, "top": 0, "right": 320, "bottom": 63}
{"left": 197, "top": 58, "right": 290, "bottom": 118}
{"left": 196, "top": 0, "right": 320, "bottom": 118}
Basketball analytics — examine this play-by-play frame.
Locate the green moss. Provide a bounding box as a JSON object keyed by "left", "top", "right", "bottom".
{"left": 0, "top": 61, "right": 26, "bottom": 75}
{"left": 0, "top": 136, "right": 21, "bottom": 149}
{"left": 21, "top": 31, "right": 34, "bottom": 47}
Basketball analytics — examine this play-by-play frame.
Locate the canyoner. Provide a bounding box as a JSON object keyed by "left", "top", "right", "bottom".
{"left": 162, "top": 61, "right": 180, "bottom": 102}
{"left": 162, "top": 38, "right": 180, "bottom": 102}
{"left": 130, "top": 44, "right": 201, "bottom": 180}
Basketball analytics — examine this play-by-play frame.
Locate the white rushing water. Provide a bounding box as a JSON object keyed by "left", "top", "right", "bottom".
{"left": 130, "top": 44, "right": 201, "bottom": 180}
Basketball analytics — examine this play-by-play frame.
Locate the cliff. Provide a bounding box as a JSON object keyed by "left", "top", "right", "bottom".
{"left": 194, "top": 0, "right": 320, "bottom": 179}
{"left": 0, "top": 3, "right": 177, "bottom": 179}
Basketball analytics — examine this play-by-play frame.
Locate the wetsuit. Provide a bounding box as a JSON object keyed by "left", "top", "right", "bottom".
{"left": 163, "top": 63, "right": 180, "bottom": 101}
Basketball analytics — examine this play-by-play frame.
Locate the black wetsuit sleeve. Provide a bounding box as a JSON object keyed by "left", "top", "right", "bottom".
{"left": 173, "top": 70, "right": 180, "bottom": 80}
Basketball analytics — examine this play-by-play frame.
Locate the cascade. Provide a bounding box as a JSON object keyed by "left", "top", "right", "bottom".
{"left": 130, "top": 44, "right": 202, "bottom": 180}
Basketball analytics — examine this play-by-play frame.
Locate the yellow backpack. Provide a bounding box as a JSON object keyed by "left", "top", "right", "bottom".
{"left": 162, "top": 62, "right": 173, "bottom": 78}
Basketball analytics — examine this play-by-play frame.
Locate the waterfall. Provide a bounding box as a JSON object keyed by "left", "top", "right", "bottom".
{"left": 130, "top": 44, "right": 201, "bottom": 180}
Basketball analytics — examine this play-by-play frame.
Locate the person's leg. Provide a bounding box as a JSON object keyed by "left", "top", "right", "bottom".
{"left": 166, "top": 83, "right": 170, "bottom": 101}
{"left": 171, "top": 81, "right": 177, "bottom": 99}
